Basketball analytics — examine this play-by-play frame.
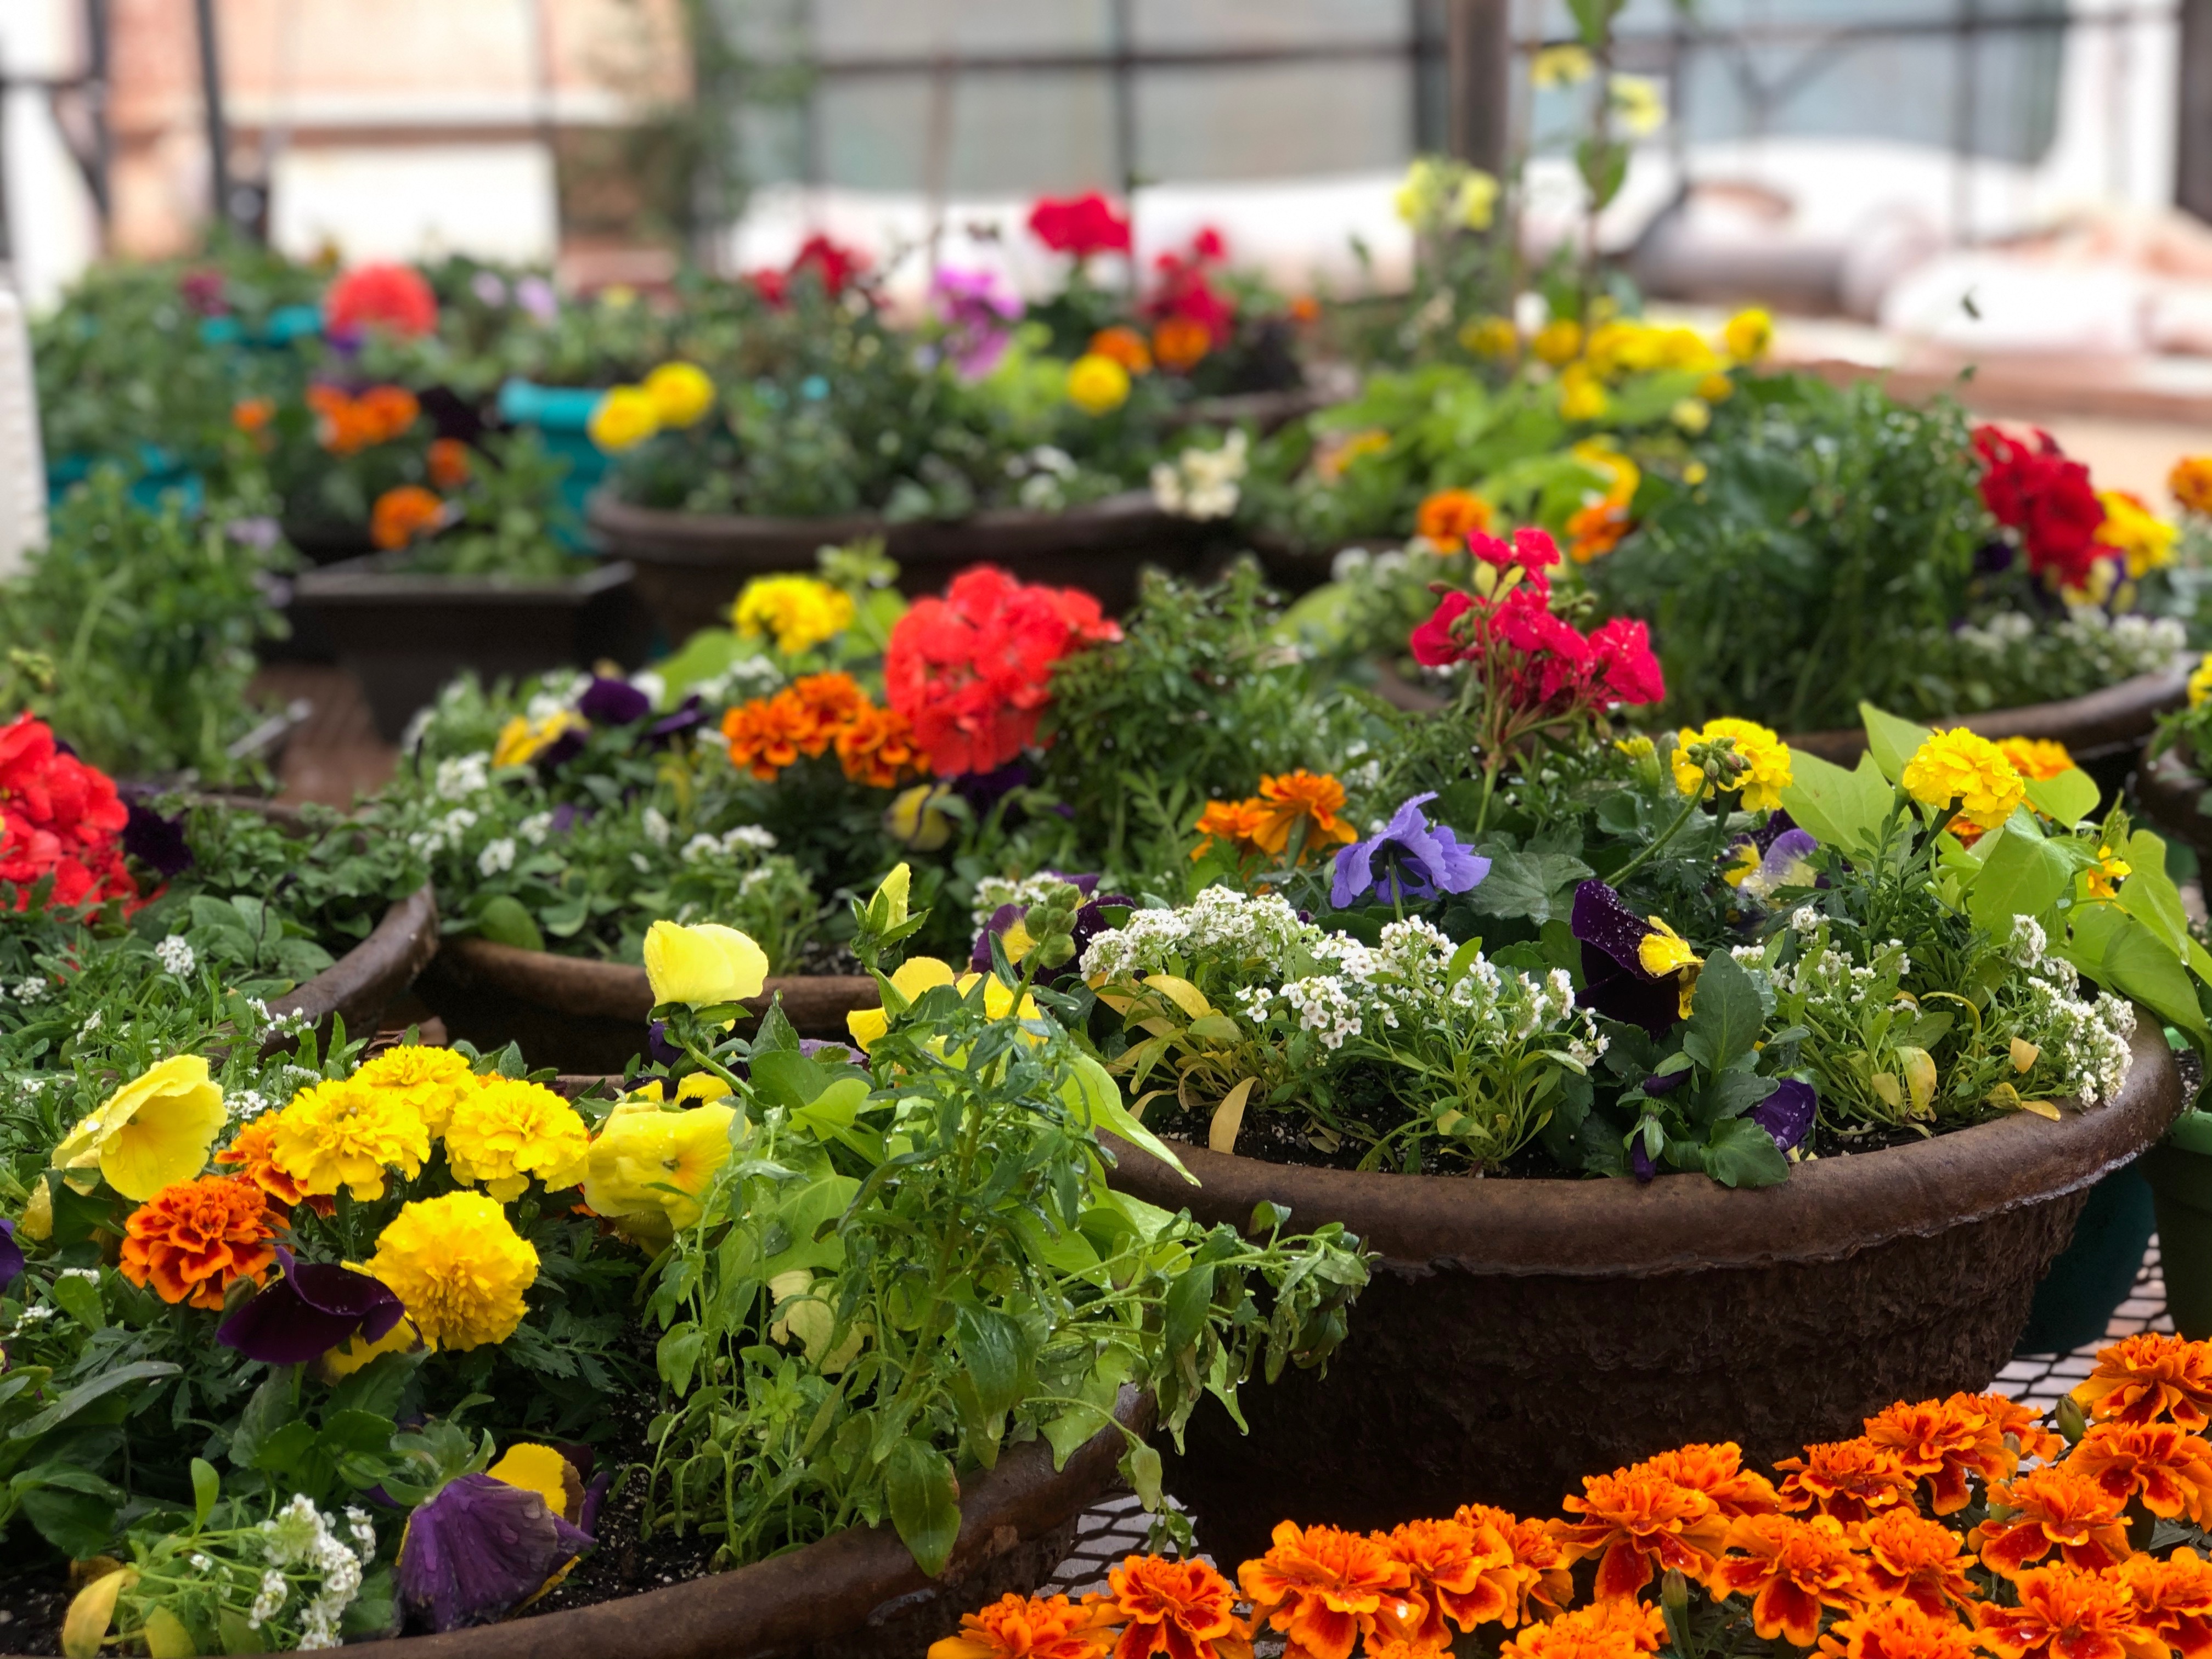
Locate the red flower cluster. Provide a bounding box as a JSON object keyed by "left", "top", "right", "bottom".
{"left": 1410, "top": 528, "right": 1666, "bottom": 714}
{"left": 324, "top": 263, "right": 439, "bottom": 339}
{"left": 885, "top": 566, "right": 1121, "bottom": 778}
{"left": 1027, "top": 191, "right": 1132, "bottom": 259}
{"left": 0, "top": 713, "right": 134, "bottom": 911}
{"left": 1973, "top": 426, "right": 2108, "bottom": 591}
{"left": 1145, "top": 226, "right": 1237, "bottom": 353}
{"left": 752, "top": 234, "right": 871, "bottom": 306}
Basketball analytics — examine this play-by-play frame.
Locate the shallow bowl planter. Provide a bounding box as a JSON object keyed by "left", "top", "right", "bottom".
{"left": 415, "top": 935, "right": 878, "bottom": 1073}
{"left": 291, "top": 553, "right": 655, "bottom": 743}
{"left": 587, "top": 488, "right": 1212, "bottom": 639}
{"left": 1787, "top": 669, "right": 2190, "bottom": 767}
{"left": 266, "top": 883, "right": 441, "bottom": 1046}
{"left": 2136, "top": 746, "right": 2212, "bottom": 859}
{"left": 1103, "top": 1020, "right": 2179, "bottom": 1564}
{"left": 0, "top": 1389, "right": 1149, "bottom": 1659}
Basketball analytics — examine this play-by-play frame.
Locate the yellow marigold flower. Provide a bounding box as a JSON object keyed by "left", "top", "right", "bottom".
{"left": 269, "top": 1076, "right": 430, "bottom": 1202}
{"left": 2172, "top": 456, "right": 2212, "bottom": 517}
{"left": 1533, "top": 318, "right": 1583, "bottom": 367}
{"left": 1997, "top": 737, "right": 2075, "bottom": 783}
{"left": 1724, "top": 307, "right": 1774, "bottom": 364}
{"left": 588, "top": 384, "right": 660, "bottom": 452}
{"left": 1901, "top": 728, "right": 2025, "bottom": 832}
{"left": 1531, "top": 44, "right": 1595, "bottom": 87}
{"left": 1657, "top": 326, "right": 1719, "bottom": 372}
{"left": 1672, "top": 397, "right": 1712, "bottom": 435}
{"left": 365, "top": 1192, "right": 537, "bottom": 1352}
{"left": 353, "top": 1044, "right": 480, "bottom": 1137}
{"left": 1065, "top": 352, "right": 1131, "bottom": 415}
{"left": 493, "top": 708, "right": 587, "bottom": 768}
{"left": 444, "top": 1077, "right": 590, "bottom": 1201}
{"left": 583, "top": 1099, "right": 738, "bottom": 1238}
{"left": 1674, "top": 718, "right": 1794, "bottom": 812}
{"left": 1460, "top": 315, "right": 1519, "bottom": 358}
{"left": 1699, "top": 373, "right": 1735, "bottom": 405}
{"left": 49, "top": 1055, "right": 227, "bottom": 1202}
{"left": 848, "top": 955, "right": 958, "bottom": 1051}
{"left": 1586, "top": 320, "right": 1664, "bottom": 378}
{"left": 731, "top": 574, "right": 855, "bottom": 654}
{"left": 642, "top": 361, "right": 715, "bottom": 429}
{"left": 2096, "top": 490, "right": 2177, "bottom": 578}
{"left": 1560, "top": 363, "right": 1609, "bottom": 422}
{"left": 642, "top": 919, "right": 769, "bottom": 1008}
{"left": 2191, "top": 652, "right": 2212, "bottom": 709}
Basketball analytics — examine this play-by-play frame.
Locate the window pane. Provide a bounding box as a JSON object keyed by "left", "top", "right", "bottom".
{"left": 1135, "top": 61, "right": 1410, "bottom": 181}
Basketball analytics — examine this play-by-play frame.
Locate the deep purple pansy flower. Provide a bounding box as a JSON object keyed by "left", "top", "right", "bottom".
{"left": 1751, "top": 1077, "right": 1817, "bottom": 1154}
{"left": 1330, "top": 793, "right": 1490, "bottom": 909}
{"left": 122, "top": 803, "right": 194, "bottom": 878}
{"left": 216, "top": 1248, "right": 408, "bottom": 1365}
{"left": 396, "top": 1473, "right": 594, "bottom": 1632}
{"left": 646, "top": 695, "right": 706, "bottom": 746}
{"left": 955, "top": 760, "right": 1031, "bottom": 812}
{"left": 0, "top": 1218, "right": 21, "bottom": 1290}
{"left": 1570, "top": 879, "right": 1695, "bottom": 1037}
{"left": 548, "top": 803, "right": 589, "bottom": 837}
{"left": 577, "top": 676, "right": 652, "bottom": 727}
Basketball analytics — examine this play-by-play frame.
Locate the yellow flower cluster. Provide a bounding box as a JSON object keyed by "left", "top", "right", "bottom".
{"left": 365, "top": 1190, "right": 539, "bottom": 1352}
{"left": 270, "top": 1076, "right": 431, "bottom": 1201}
{"left": 588, "top": 360, "right": 717, "bottom": 452}
{"left": 445, "top": 1077, "right": 591, "bottom": 1201}
{"left": 2097, "top": 490, "right": 2178, "bottom": 579}
{"left": 1901, "top": 729, "right": 2027, "bottom": 832}
{"left": 2190, "top": 651, "right": 2212, "bottom": 710}
{"left": 1536, "top": 308, "right": 1767, "bottom": 425}
{"left": 731, "top": 574, "right": 855, "bottom": 654}
{"left": 1673, "top": 718, "right": 1795, "bottom": 813}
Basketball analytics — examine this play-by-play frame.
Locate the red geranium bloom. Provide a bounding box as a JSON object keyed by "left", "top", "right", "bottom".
{"left": 885, "top": 566, "right": 1120, "bottom": 777}
{"left": 1973, "top": 425, "right": 2108, "bottom": 591}
{"left": 1028, "top": 192, "right": 1132, "bottom": 258}
{"left": 324, "top": 263, "right": 439, "bottom": 339}
{"left": 0, "top": 712, "right": 134, "bottom": 912}
{"left": 1146, "top": 229, "right": 1238, "bottom": 347}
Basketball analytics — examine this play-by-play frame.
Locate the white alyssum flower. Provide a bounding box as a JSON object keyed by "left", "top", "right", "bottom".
{"left": 13, "top": 978, "right": 46, "bottom": 1003}
{"left": 156, "top": 934, "right": 196, "bottom": 976}
{"left": 433, "top": 752, "right": 491, "bottom": 802}
{"left": 249, "top": 1569, "right": 287, "bottom": 1628}
{"left": 1151, "top": 429, "right": 1249, "bottom": 521}
{"left": 641, "top": 807, "right": 671, "bottom": 848}
{"left": 477, "top": 838, "right": 517, "bottom": 877}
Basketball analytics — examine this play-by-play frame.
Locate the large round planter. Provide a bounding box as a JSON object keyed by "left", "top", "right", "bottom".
{"left": 2142, "top": 1115, "right": 2212, "bottom": 1342}
{"left": 1103, "top": 1019, "right": 2180, "bottom": 1561}
{"left": 415, "top": 935, "right": 878, "bottom": 1073}
{"left": 291, "top": 554, "right": 653, "bottom": 744}
{"left": 586, "top": 488, "right": 1211, "bottom": 640}
{"left": 1788, "top": 670, "right": 2190, "bottom": 766}
{"left": 2135, "top": 746, "right": 2212, "bottom": 859}
{"left": 0, "top": 1389, "right": 1149, "bottom": 1659}
{"left": 269, "top": 883, "right": 441, "bottom": 1044}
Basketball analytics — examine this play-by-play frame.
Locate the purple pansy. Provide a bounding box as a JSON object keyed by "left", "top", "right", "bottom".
{"left": 0, "top": 1218, "right": 21, "bottom": 1290}
{"left": 577, "top": 676, "right": 652, "bottom": 726}
{"left": 122, "top": 803, "right": 194, "bottom": 878}
{"left": 798, "top": 1039, "right": 858, "bottom": 1065}
{"left": 548, "top": 803, "right": 589, "bottom": 837}
{"left": 1330, "top": 793, "right": 1490, "bottom": 909}
{"left": 396, "top": 1472, "right": 593, "bottom": 1632}
{"left": 932, "top": 267, "right": 1023, "bottom": 380}
{"left": 1725, "top": 810, "right": 1819, "bottom": 903}
{"left": 216, "top": 1248, "right": 408, "bottom": 1366}
{"left": 470, "top": 270, "right": 510, "bottom": 307}
{"left": 955, "top": 760, "right": 1032, "bottom": 812}
{"left": 1751, "top": 1078, "right": 1817, "bottom": 1154}
{"left": 646, "top": 695, "right": 706, "bottom": 747}
{"left": 1570, "top": 879, "right": 1693, "bottom": 1037}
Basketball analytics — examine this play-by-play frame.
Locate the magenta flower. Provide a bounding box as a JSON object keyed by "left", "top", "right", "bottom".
{"left": 932, "top": 267, "right": 1023, "bottom": 380}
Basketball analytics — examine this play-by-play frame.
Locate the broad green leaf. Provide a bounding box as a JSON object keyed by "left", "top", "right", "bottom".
{"left": 2115, "top": 829, "right": 2198, "bottom": 968}
{"left": 656, "top": 1322, "right": 705, "bottom": 1396}
{"left": 1124, "top": 1443, "right": 1164, "bottom": 1510}
{"left": 1779, "top": 751, "right": 1893, "bottom": 859}
{"left": 1064, "top": 1054, "right": 1195, "bottom": 1185}
{"left": 473, "top": 895, "right": 544, "bottom": 952}
{"left": 1683, "top": 949, "right": 1762, "bottom": 1074}
{"left": 46, "top": 1274, "right": 104, "bottom": 1333}
{"left": 2065, "top": 904, "right": 2209, "bottom": 1043}
{"left": 1161, "top": 1263, "right": 1218, "bottom": 1357}
{"left": 1459, "top": 850, "right": 1594, "bottom": 926}
{"left": 19, "top": 1485, "right": 117, "bottom": 1558}
{"left": 760, "top": 1175, "right": 858, "bottom": 1279}
{"left": 2025, "top": 769, "right": 2101, "bottom": 829}
{"left": 1701, "top": 1117, "right": 1791, "bottom": 1188}
{"left": 1859, "top": 703, "right": 1935, "bottom": 785}
{"left": 10, "top": 1361, "right": 179, "bottom": 1442}
{"left": 1966, "top": 826, "right": 2073, "bottom": 934}
{"left": 191, "top": 1458, "right": 219, "bottom": 1528}
{"left": 955, "top": 1305, "right": 1026, "bottom": 1417}
{"left": 885, "top": 1437, "right": 962, "bottom": 1577}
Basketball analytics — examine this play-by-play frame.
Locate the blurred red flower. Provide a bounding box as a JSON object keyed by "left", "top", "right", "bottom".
{"left": 1027, "top": 192, "right": 1132, "bottom": 258}
{"left": 325, "top": 263, "right": 439, "bottom": 339}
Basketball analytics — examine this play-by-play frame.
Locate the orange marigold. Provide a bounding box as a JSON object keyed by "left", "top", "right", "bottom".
{"left": 119, "top": 1173, "right": 279, "bottom": 1310}
{"left": 1415, "top": 488, "right": 1493, "bottom": 548}
{"left": 1153, "top": 315, "right": 1211, "bottom": 374}
{"left": 721, "top": 692, "right": 815, "bottom": 781}
{"left": 1088, "top": 326, "right": 1154, "bottom": 376}
{"left": 1552, "top": 1464, "right": 1729, "bottom": 1602}
{"left": 1239, "top": 1521, "right": 1407, "bottom": 1659}
{"left": 1107, "top": 1555, "right": 1250, "bottom": 1659}
{"left": 1498, "top": 1596, "right": 1667, "bottom": 1659}
{"left": 1250, "top": 771, "right": 1357, "bottom": 859}
{"left": 1854, "top": 1508, "right": 1979, "bottom": 1616}
{"left": 1819, "top": 1599, "right": 1982, "bottom": 1659}
{"left": 2172, "top": 456, "right": 2212, "bottom": 517}
{"left": 1643, "top": 1442, "right": 1783, "bottom": 1519}
{"left": 2073, "top": 1334, "right": 2212, "bottom": 1431}
{"left": 2118, "top": 1547, "right": 2212, "bottom": 1659}
{"left": 371, "top": 485, "right": 445, "bottom": 551}
{"left": 1978, "top": 1395, "right": 2067, "bottom": 1465}
{"left": 427, "top": 436, "right": 472, "bottom": 490}
{"left": 1864, "top": 1395, "right": 2013, "bottom": 1515}
{"left": 357, "top": 385, "right": 420, "bottom": 444}
{"left": 213, "top": 1114, "right": 311, "bottom": 1209}
{"left": 1454, "top": 1503, "right": 1574, "bottom": 1624}
{"left": 1972, "top": 1468, "right": 2131, "bottom": 1578}
{"left": 836, "top": 703, "right": 929, "bottom": 788}
{"left": 789, "top": 672, "right": 870, "bottom": 755}
{"left": 1567, "top": 500, "right": 1633, "bottom": 564}
{"left": 2067, "top": 1420, "right": 2212, "bottom": 1523}
{"left": 1706, "top": 1511, "right": 1872, "bottom": 1647}
{"left": 1374, "top": 1517, "right": 1515, "bottom": 1651}
{"left": 1972, "top": 1565, "right": 2165, "bottom": 1659}
{"left": 232, "top": 396, "right": 274, "bottom": 435}
{"left": 1777, "top": 1438, "right": 1916, "bottom": 1524}
{"left": 928, "top": 1592, "right": 1114, "bottom": 1659}
{"left": 1190, "top": 798, "right": 1271, "bottom": 864}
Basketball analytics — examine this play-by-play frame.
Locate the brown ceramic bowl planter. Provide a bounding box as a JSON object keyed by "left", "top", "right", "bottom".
{"left": 1103, "top": 1019, "right": 2180, "bottom": 1564}
{"left": 2136, "top": 744, "right": 2212, "bottom": 859}
{"left": 586, "top": 489, "right": 1212, "bottom": 640}
{"left": 271, "top": 884, "right": 441, "bottom": 1045}
{"left": 1786, "top": 670, "right": 2190, "bottom": 766}
{"left": 414, "top": 935, "right": 878, "bottom": 1073}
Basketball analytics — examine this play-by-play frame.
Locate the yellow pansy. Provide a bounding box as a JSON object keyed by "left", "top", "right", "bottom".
{"left": 582, "top": 1099, "right": 739, "bottom": 1238}
{"left": 50, "top": 1056, "right": 227, "bottom": 1201}
{"left": 847, "top": 956, "right": 959, "bottom": 1051}
{"left": 493, "top": 709, "right": 588, "bottom": 768}
{"left": 642, "top": 919, "right": 769, "bottom": 1007}
{"left": 588, "top": 384, "right": 661, "bottom": 452}
{"left": 642, "top": 362, "right": 715, "bottom": 428}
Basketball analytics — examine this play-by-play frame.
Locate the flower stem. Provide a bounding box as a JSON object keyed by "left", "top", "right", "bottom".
{"left": 1609, "top": 788, "right": 1706, "bottom": 888}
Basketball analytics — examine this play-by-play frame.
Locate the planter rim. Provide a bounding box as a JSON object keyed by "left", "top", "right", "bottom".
{"left": 294, "top": 551, "right": 635, "bottom": 604}
{"left": 2136, "top": 747, "right": 2211, "bottom": 848}
{"left": 2, "top": 1388, "right": 1150, "bottom": 1659}
{"left": 1786, "top": 668, "right": 2188, "bottom": 763}
{"left": 1106, "top": 1019, "right": 2179, "bottom": 1278}
{"left": 267, "top": 884, "right": 441, "bottom": 1041}
{"left": 585, "top": 487, "right": 1173, "bottom": 561}
{"left": 435, "top": 934, "right": 875, "bottom": 1025}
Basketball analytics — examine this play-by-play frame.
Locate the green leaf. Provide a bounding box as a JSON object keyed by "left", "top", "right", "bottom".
{"left": 1967, "top": 826, "right": 2074, "bottom": 934}
{"left": 46, "top": 1274, "right": 104, "bottom": 1332}
{"left": 2025, "top": 769, "right": 2101, "bottom": 829}
{"left": 955, "top": 1306, "right": 1025, "bottom": 1417}
{"left": 1701, "top": 1117, "right": 1791, "bottom": 1188}
{"left": 657, "top": 1322, "right": 706, "bottom": 1396}
{"left": 2065, "top": 904, "right": 2209, "bottom": 1043}
{"left": 474, "top": 895, "right": 545, "bottom": 952}
{"left": 318, "top": 1410, "right": 399, "bottom": 1459}
{"left": 9, "top": 1360, "right": 179, "bottom": 1442}
{"left": 885, "top": 1437, "right": 962, "bottom": 1577}
{"left": 251, "top": 1419, "right": 318, "bottom": 1475}
{"left": 17, "top": 1485, "right": 117, "bottom": 1557}
{"left": 1123, "top": 1442, "right": 1164, "bottom": 1510}
{"left": 1778, "top": 751, "right": 1893, "bottom": 860}
{"left": 1063, "top": 1054, "right": 1194, "bottom": 1185}
{"left": 1459, "top": 850, "right": 1594, "bottom": 926}
{"left": 191, "top": 1458, "right": 219, "bottom": 1528}
{"left": 1859, "top": 703, "right": 1934, "bottom": 785}
{"left": 2115, "top": 829, "right": 2198, "bottom": 967}
{"left": 749, "top": 1048, "right": 836, "bottom": 1110}
{"left": 1161, "top": 1263, "right": 1218, "bottom": 1357}
{"left": 1682, "top": 949, "right": 1762, "bottom": 1074}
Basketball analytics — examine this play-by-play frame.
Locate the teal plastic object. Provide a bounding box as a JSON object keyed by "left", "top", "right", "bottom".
{"left": 47, "top": 445, "right": 204, "bottom": 514}
{"left": 496, "top": 379, "right": 609, "bottom": 548}
{"left": 2013, "top": 1161, "right": 2157, "bottom": 1355}
{"left": 196, "top": 304, "right": 324, "bottom": 350}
